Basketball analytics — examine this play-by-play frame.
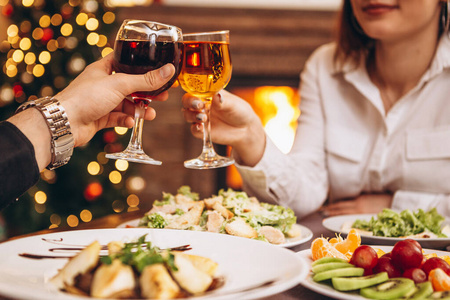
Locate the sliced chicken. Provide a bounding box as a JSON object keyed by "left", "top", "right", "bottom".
{"left": 204, "top": 195, "right": 224, "bottom": 209}
{"left": 181, "top": 253, "right": 218, "bottom": 276}
{"left": 90, "top": 259, "right": 136, "bottom": 298}
{"left": 206, "top": 211, "right": 224, "bottom": 233}
{"left": 259, "top": 226, "right": 286, "bottom": 244}
{"left": 140, "top": 263, "right": 180, "bottom": 299}
{"left": 170, "top": 252, "right": 213, "bottom": 294}
{"left": 225, "top": 218, "right": 258, "bottom": 239}
{"left": 286, "top": 224, "right": 302, "bottom": 238}
{"left": 211, "top": 202, "right": 234, "bottom": 220}
{"left": 148, "top": 203, "right": 194, "bottom": 215}
{"left": 166, "top": 201, "right": 205, "bottom": 229}
{"left": 50, "top": 241, "right": 101, "bottom": 289}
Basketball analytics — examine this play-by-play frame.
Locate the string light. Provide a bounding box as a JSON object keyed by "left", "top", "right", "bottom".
{"left": 85, "top": 18, "right": 99, "bottom": 31}
{"left": 87, "top": 161, "right": 101, "bottom": 175}
{"left": 101, "top": 47, "right": 113, "bottom": 57}
{"left": 50, "top": 214, "right": 61, "bottom": 226}
{"left": 76, "top": 13, "right": 88, "bottom": 26}
{"left": 7, "top": 24, "right": 19, "bottom": 37}
{"left": 80, "top": 209, "right": 92, "bottom": 222}
{"left": 102, "top": 11, "right": 115, "bottom": 24}
{"left": 67, "top": 215, "right": 79, "bottom": 227}
{"left": 35, "top": 203, "right": 46, "bottom": 213}
{"left": 19, "top": 38, "right": 32, "bottom": 50}
{"left": 22, "top": 0, "right": 34, "bottom": 7}
{"left": 112, "top": 200, "right": 124, "bottom": 213}
{"left": 12, "top": 49, "right": 24, "bottom": 63}
{"left": 60, "top": 23, "right": 73, "bottom": 36}
{"left": 34, "top": 190, "right": 47, "bottom": 204}
{"left": 39, "top": 15, "right": 51, "bottom": 28}
{"left": 24, "top": 52, "right": 36, "bottom": 64}
{"left": 38, "top": 50, "right": 51, "bottom": 64}
{"left": 109, "top": 170, "right": 122, "bottom": 184}
{"left": 50, "top": 14, "right": 63, "bottom": 26}
{"left": 126, "top": 194, "right": 139, "bottom": 207}
{"left": 86, "top": 32, "right": 99, "bottom": 45}
{"left": 32, "top": 64, "right": 45, "bottom": 77}
{"left": 126, "top": 176, "right": 145, "bottom": 192}
{"left": 115, "top": 159, "right": 128, "bottom": 171}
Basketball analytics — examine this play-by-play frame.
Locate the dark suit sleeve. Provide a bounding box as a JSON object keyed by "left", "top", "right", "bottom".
{"left": 0, "top": 121, "right": 40, "bottom": 210}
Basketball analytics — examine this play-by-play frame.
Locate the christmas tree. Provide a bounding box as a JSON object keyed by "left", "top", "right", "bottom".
{"left": 0, "top": 0, "right": 143, "bottom": 238}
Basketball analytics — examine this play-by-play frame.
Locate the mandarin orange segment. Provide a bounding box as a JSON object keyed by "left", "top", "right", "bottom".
{"left": 373, "top": 248, "right": 385, "bottom": 258}
{"left": 440, "top": 255, "right": 450, "bottom": 266}
{"left": 429, "top": 268, "right": 450, "bottom": 291}
{"left": 310, "top": 237, "right": 348, "bottom": 261}
{"left": 334, "top": 229, "right": 361, "bottom": 256}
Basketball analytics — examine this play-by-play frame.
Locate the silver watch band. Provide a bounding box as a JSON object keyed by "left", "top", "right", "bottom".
{"left": 15, "top": 96, "right": 74, "bottom": 170}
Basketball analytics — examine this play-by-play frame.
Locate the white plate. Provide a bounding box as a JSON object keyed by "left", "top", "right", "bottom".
{"left": 322, "top": 214, "right": 450, "bottom": 249}
{"left": 117, "top": 220, "right": 313, "bottom": 248}
{"left": 0, "top": 228, "right": 308, "bottom": 300}
{"left": 297, "top": 246, "right": 450, "bottom": 300}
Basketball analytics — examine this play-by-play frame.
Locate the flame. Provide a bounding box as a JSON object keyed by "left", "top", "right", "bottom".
{"left": 227, "top": 86, "right": 300, "bottom": 188}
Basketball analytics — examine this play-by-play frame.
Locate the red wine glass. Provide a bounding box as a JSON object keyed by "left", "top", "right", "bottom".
{"left": 106, "top": 20, "right": 183, "bottom": 165}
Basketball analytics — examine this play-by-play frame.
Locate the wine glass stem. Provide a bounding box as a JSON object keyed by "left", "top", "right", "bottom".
{"left": 202, "top": 97, "right": 217, "bottom": 158}
{"left": 127, "top": 101, "right": 146, "bottom": 151}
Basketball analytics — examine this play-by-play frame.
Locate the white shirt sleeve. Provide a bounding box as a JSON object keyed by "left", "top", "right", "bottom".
{"left": 392, "top": 190, "right": 450, "bottom": 218}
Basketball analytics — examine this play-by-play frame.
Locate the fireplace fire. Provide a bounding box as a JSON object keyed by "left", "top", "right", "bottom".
{"left": 226, "top": 86, "right": 300, "bottom": 189}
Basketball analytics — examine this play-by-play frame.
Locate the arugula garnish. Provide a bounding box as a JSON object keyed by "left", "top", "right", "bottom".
{"left": 100, "top": 234, "right": 177, "bottom": 273}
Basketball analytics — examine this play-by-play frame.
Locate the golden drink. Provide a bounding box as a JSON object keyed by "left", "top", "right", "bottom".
{"left": 178, "top": 41, "right": 232, "bottom": 99}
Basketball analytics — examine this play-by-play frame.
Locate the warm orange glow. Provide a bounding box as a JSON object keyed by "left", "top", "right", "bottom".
{"left": 227, "top": 86, "right": 300, "bottom": 189}
{"left": 188, "top": 52, "right": 200, "bottom": 67}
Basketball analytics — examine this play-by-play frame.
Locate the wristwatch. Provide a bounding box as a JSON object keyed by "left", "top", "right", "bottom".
{"left": 15, "top": 96, "right": 74, "bottom": 170}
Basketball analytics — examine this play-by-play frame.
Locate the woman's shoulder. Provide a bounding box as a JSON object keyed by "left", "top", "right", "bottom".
{"left": 303, "top": 42, "right": 338, "bottom": 72}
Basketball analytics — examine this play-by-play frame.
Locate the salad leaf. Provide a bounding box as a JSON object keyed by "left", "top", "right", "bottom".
{"left": 138, "top": 212, "right": 167, "bottom": 228}
{"left": 351, "top": 208, "right": 447, "bottom": 238}
{"left": 177, "top": 185, "right": 200, "bottom": 201}
{"left": 100, "top": 234, "right": 177, "bottom": 273}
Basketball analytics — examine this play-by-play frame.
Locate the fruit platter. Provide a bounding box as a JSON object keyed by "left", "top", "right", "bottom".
{"left": 298, "top": 229, "right": 450, "bottom": 299}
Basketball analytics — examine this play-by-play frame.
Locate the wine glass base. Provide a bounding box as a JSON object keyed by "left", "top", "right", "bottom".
{"left": 106, "top": 150, "right": 162, "bottom": 165}
{"left": 184, "top": 155, "right": 234, "bottom": 169}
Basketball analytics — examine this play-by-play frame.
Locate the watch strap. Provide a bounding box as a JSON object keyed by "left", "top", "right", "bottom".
{"left": 16, "top": 96, "right": 74, "bottom": 170}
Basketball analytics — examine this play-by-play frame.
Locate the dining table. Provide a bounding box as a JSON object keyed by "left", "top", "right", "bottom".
{"left": 1, "top": 210, "right": 342, "bottom": 300}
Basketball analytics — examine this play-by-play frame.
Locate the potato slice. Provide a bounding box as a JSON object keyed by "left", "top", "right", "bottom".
{"left": 91, "top": 259, "right": 136, "bottom": 298}
{"left": 140, "top": 263, "right": 180, "bottom": 299}
{"left": 170, "top": 252, "right": 212, "bottom": 294}
{"left": 50, "top": 241, "right": 101, "bottom": 289}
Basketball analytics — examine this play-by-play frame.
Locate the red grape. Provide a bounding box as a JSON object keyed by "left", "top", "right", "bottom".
{"left": 350, "top": 245, "right": 379, "bottom": 270}
{"left": 421, "top": 257, "right": 450, "bottom": 276}
{"left": 403, "top": 267, "right": 427, "bottom": 284}
{"left": 373, "top": 256, "right": 402, "bottom": 278}
{"left": 390, "top": 240, "right": 423, "bottom": 271}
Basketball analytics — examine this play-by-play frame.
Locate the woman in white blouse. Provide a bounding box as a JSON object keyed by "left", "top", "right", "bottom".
{"left": 181, "top": 0, "right": 450, "bottom": 219}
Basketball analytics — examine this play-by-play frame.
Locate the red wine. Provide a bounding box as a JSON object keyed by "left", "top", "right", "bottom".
{"left": 113, "top": 39, "right": 184, "bottom": 101}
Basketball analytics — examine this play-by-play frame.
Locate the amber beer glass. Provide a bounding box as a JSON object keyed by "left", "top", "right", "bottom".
{"left": 178, "top": 30, "right": 234, "bottom": 169}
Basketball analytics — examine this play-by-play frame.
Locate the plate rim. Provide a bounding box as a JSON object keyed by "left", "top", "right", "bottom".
{"left": 322, "top": 214, "right": 450, "bottom": 242}
{"left": 117, "top": 219, "right": 313, "bottom": 248}
{"left": 297, "top": 246, "right": 450, "bottom": 300}
{"left": 0, "top": 227, "right": 309, "bottom": 300}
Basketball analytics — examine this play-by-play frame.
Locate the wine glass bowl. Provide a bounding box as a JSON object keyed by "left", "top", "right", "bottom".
{"left": 178, "top": 30, "right": 234, "bottom": 169}
{"left": 106, "top": 20, "right": 183, "bottom": 165}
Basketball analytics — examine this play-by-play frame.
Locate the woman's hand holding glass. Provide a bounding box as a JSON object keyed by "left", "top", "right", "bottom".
{"left": 181, "top": 90, "right": 266, "bottom": 168}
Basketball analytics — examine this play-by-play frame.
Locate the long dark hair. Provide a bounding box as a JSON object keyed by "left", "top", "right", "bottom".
{"left": 334, "top": 0, "right": 447, "bottom": 68}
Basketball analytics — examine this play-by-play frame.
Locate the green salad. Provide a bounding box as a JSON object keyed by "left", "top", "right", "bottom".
{"left": 138, "top": 186, "right": 299, "bottom": 244}
{"left": 351, "top": 208, "right": 448, "bottom": 238}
